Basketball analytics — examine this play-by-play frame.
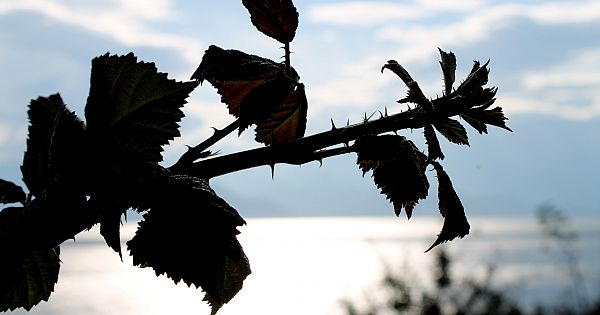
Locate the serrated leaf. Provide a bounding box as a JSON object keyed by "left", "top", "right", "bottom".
{"left": 94, "top": 198, "right": 127, "bottom": 259}
{"left": 433, "top": 117, "right": 469, "bottom": 145}
{"left": 460, "top": 60, "right": 490, "bottom": 92}
{"left": 382, "top": 60, "right": 432, "bottom": 111}
{"left": 0, "top": 243, "right": 61, "bottom": 312}
{"left": 255, "top": 83, "right": 308, "bottom": 145}
{"left": 21, "top": 94, "right": 85, "bottom": 199}
{"left": 432, "top": 59, "right": 495, "bottom": 111}
{"left": 90, "top": 162, "right": 168, "bottom": 258}
{"left": 85, "top": 53, "right": 198, "bottom": 163}
{"left": 0, "top": 179, "right": 26, "bottom": 205}
{"left": 355, "top": 135, "right": 429, "bottom": 219}
{"left": 424, "top": 124, "right": 444, "bottom": 161}
{"left": 242, "top": 0, "right": 299, "bottom": 44}
{"left": 438, "top": 48, "right": 456, "bottom": 96}
{"left": 461, "top": 104, "right": 512, "bottom": 134}
{"left": 460, "top": 113, "right": 489, "bottom": 134}
{"left": 192, "top": 45, "right": 300, "bottom": 136}
{"left": 127, "top": 174, "right": 250, "bottom": 315}
{"left": 425, "top": 162, "right": 470, "bottom": 252}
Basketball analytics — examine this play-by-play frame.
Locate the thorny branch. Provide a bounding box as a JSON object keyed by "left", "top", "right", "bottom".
{"left": 174, "top": 104, "right": 462, "bottom": 179}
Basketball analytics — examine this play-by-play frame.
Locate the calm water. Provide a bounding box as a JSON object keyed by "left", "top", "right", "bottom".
{"left": 9, "top": 216, "right": 600, "bottom": 315}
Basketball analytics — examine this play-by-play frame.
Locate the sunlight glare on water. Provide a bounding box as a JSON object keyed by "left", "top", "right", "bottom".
{"left": 9, "top": 216, "right": 600, "bottom": 315}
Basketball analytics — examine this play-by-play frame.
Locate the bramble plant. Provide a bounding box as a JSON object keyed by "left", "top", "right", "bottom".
{"left": 0, "top": 0, "right": 511, "bottom": 314}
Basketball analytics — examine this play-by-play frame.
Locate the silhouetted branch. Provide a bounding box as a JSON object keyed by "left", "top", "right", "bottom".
{"left": 178, "top": 105, "right": 463, "bottom": 179}
{"left": 170, "top": 119, "right": 240, "bottom": 173}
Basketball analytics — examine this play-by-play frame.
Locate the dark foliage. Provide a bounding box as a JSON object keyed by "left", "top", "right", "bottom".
{"left": 0, "top": 0, "right": 511, "bottom": 313}
{"left": 191, "top": 45, "right": 307, "bottom": 144}
{"left": 355, "top": 135, "right": 429, "bottom": 219}
{"left": 127, "top": 174, "right": 249, "bottom": 315}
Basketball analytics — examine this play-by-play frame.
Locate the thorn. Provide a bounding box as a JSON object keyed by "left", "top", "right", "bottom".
{"left": 211, "top": 127, "right": 219, "bottom": 135}
{"left": 318, "top": 159, "right": 323, "bottom": 167}
{"left": 346, "top": 119, "right": 350, "bottom": 126}
{"left": 385, "top": 107, "right": 389, "bottom": 117}
{"left": 363, "top": 112, "right": 376, "bottom": 123}
{"left": 378, "top": 110, "right": 384, "bottom": 119}
{"left": 330, "top": 118, "right": 337, "bottom": 130}
{"left": 270, "top": 163, "right": 275, "bottom": 179}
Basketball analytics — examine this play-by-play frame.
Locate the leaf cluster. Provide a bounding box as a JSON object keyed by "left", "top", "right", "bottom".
{"left": 356, "top": 51, "right": 510, "bottom": 252}
{"left": 0, "top": 54, "right": 243, "bottom": 312}
{"left": 0, "top": 0, "right": 511, "bottom": 313}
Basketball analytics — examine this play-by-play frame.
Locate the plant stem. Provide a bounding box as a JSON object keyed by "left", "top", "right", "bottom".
{"left": 284, "top": 42, "right": 292, "bottom": 77}
{"left": 180, "top": 106, "right": 443, "bottom": 179}
{"left": 169, "top": 119, "right": 240, "bottom": 173}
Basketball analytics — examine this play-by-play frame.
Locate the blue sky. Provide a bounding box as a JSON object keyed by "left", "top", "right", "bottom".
{"left": 0, "top": 0, "right": 599, "bottom": 218}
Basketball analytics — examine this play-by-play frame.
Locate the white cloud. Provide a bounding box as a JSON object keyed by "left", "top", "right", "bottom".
{"left": 304, "top": 0, "right": 600, "bottom": 121}
{"left": 0, "top": 124, "right": 26, "bottom": 163}
{"left": 0, "top": 0, "right": 203, "bottom": 66}
{"left": 523, "top": 48, "right": 600, "bottom": 90}
{"left": 309, "top": 1, "right": 600, "bottom": 67}
{"left": 307, "top": 0, "right": 484, "bottom": 26}
{"left": 527, "top": 1, "right": 600, "bottom": 24}
{"left": 504, "top": 47, "right": 600, "bottom": 120}
{"left": 306, "top": 53, "right": 392, "bottom": 114}
{"left": 499, "top": 91, "right": 600, "bottom": 121}
{"left": 308, "top": 77, "right": 382, "bottom": 110}
{"left": 374, "top": 1, "right": 600, "bottom": 56}
{"left": 308, "top": 0, "right": 600, "bottom": 27}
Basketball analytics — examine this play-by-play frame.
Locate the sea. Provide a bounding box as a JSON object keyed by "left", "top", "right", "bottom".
{"left": 8, "top": 215, "right": 600, "bottom": 315}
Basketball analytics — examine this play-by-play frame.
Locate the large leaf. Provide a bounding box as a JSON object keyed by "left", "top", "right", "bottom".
{"left": 84, "top": 53, "right": 198, "bottom": 255}
{"left": 0, "top": 206, "right": 61, "bottom": 312}
{"left": 254, "top": 83, "right": 308, "bottom": 145}
{"left": 85, "top": 52, "right": 198, "bottom": 162}
{"left": 355, "top": 135, "right": 429, "bottom": 219}
{"left": 425, "top": 162, "right": 470, "bottom": 252}
{"left": 0, "top": 179, "right": 26, "bottom": 205}
{"left": 21, "top": 94, "right": 85, "bottom": 199}
{"left": 127, "top": 174, "right": 250, "bottom": 315}
{"left": 242, "top": 0, "right": 299, "bottom": 44}
{"left": 192, "top": 45, "right": 305, "bottom": 143}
